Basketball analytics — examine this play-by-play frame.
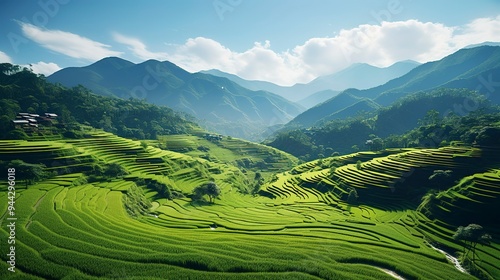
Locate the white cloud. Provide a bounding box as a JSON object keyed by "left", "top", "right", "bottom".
{"left": 293, "top": 19, "right": 456, "bottom": 76}
{"left": 164, "top": 16, "right": 500, "bottom": 86}
{"left": 113, "top": 33, "right": 168, "bottom": 61}
{"left": 28, "top": 61, "right": 61, "bottom": 76}
{"left": 451, "top": 15, "right": 500, "bottom": 49}
{"left": 20, "top": 22, "right": 122, "bottom": 61}
{"left": 166, "top": 37, "right": 309, "bottom": 86}
{"left": 0, "top": 51, "right": 13, "bottom": 63}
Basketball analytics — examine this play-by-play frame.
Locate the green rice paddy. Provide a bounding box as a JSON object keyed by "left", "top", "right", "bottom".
{"left": 0, "top": 132, "right": 498, "bottom": 279}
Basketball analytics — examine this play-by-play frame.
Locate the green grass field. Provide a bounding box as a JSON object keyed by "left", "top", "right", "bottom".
{"left": 0, "top": 131, "right": 498, "bottom": 279}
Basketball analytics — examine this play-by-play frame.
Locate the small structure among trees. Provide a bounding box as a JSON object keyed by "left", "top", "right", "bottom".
{"left": 10, "top": 112, "right": 59, "bottom": 133}
{"left": 203, "top": 134, "right": 223, "bottom": 142}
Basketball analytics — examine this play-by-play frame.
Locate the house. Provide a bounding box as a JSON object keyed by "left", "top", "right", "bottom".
{"left": 11, "top": 119, "right": 29, "bottom": 128}
{"left": 12, "top": 119, "right": 29, "bottom": 125}
{"left": 45, "top": 113, "right": 58, "bottom": 118}
{"left": 203, "top": 133, "right": 223, "bottom": 141}
{"left": 11, "top": 112, "right": 57, "bottom": 130}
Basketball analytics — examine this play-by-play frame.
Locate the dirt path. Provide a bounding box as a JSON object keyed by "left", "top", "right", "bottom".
{"left": 376, "top": 267, "right": 406, "bottom": 280}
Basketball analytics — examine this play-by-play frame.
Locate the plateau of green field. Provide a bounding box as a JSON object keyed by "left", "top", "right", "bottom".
{"left": 0, "top": 130, "right": 499, "bottom": 279}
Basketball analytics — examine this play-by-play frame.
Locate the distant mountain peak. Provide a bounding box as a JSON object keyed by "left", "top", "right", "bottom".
{"left": 89, "top": 57, "right": 134, "bottom": 69}
{"left": 464, "top": 41, "right": 500, "bottom": 49}
{"left": 284, "top": 45, "right": 500, "bottom": 130}
{"left": 47, "top": 57, "right": 304, "bottom": 141}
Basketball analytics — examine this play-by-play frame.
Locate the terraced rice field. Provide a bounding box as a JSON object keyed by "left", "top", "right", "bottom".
{"left": 0, "top": 133, "right": 497, "bottom": 279}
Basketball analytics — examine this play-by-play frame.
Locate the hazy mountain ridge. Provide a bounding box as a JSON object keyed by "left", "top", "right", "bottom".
{"left": 287, "top": 46, "right": 500, "bottom": 129}
{"left": 48, "top": 58, "right": 304, "bottom": 141}
{"left": 202, "top": 60, "right": 419, "bottom": 104}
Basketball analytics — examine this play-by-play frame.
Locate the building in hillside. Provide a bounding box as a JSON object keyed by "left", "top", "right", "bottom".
{"left": 11, "top": 112, "right": 58, "bottom": 130}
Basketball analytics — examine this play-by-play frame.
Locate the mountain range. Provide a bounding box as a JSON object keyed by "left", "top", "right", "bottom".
{"left": 48, "top": 58, "right": 303, "bottom": 141}
{"left": 202, "top": 60, "right": 419, "bottom": 106}
{"left": 286, "top": 45, "right": 500, "bottom": 129}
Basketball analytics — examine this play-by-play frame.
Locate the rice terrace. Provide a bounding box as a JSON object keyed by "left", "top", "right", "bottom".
{"left": 1, "top": 126, "right": 499, "bottom": 279}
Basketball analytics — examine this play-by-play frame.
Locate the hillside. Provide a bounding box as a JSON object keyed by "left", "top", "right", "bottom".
{"left": 203, "top": 60, "right": 418, "bottom": 104}
{"left": 0, "top": 64, "right": 197, "bottom": 140}
{"left": 267, "top": 88, "right": 494, "bottom": 160}
{"left": 287, "top": 46, "right": 500, "bottom": 129}
{"left": 48, "top": 58, "right": 304, "bottom": 141}
{"left": 297, "top": 89, "right": 341, "bottom": 109}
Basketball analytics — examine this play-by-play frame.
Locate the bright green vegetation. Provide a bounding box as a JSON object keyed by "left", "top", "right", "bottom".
{"left": 1, "top": 130, "right": 498, "bottom": 279}
{"left": 157, "top": 133, "right": 298, "bottom": 185}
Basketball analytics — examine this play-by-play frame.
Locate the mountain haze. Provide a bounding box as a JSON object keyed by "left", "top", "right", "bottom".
{"left": 202, "top": 60, "right": 419, "bottom": 105}
{"left": 287, "top": 45, "right": 500, "bottom": 128}
{"left": 48, "top": 58, "right": 304, "bottom": 140}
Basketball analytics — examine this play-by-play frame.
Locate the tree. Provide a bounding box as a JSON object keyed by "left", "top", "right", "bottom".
{"left": 104, "top": 163, "right": 128, "bottom": 178}
{"left": 453, "top": 224, "right": 492, "bottom": 263}
{"left": 365, "top": 134, "right": 384, "bottom": 151}
{"left": 149, "top": 181, "right": 172, "bottom": 199}
{"left": 8, "top": 160, "right": 49, "bottom": 187}
{"left": 252, "top": 172, "right": 264, "bottom": 194}
{"left": 419, "top": 109, "right": 442, "bottom": 126}
{"left": 205, "top": 182, "right": 221, "bottom": 203}
{"left": 347, "top": 187, "right": 359, "bottom": 204}
{"left": 428, "top": 170, "right": 454, "bottom": 189}
{"left": 192, "top": 182, "right": 221, "bottom": 203}
{"left": 5, "top": 128, "right": 28, "bottom": 140}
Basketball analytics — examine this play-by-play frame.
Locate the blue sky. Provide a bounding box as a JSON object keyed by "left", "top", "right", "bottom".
{"left": 1, "top": 0, "right": 500, "bottom": 85}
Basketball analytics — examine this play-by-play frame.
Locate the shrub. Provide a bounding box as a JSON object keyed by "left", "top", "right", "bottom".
{"left": 104, "top": 163, "right": 128, "bottom": 178}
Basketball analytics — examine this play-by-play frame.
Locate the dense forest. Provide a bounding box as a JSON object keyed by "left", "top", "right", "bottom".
{"left": 0, "top": 63, "right": 197, "bottom": 140}
{"left": 266, "top": 88, "right": 500, "bottom": 160}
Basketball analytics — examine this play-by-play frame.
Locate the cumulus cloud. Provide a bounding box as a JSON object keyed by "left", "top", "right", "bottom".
{"left": 28, "top": 61, "right": 61, "bottom": 76}
{"left": 113, "top": 33, "right": 168, "bottom": 61}
{"left": 0, "top": 51, "right": 13, "bottom": 63}
{"left": 293, "top": 19, "right": 456, "bottom": 76}
{"left": 20, "top": 22, "right": 122, "bottom": 61}
{"left": 451, "top": 15, "right": 500, "bottom": 49}
{"left": 164, "top": 16, "right": 500, "bottom": 86}
{"left": 166, "top": 37, "right": 308, "bottom": 86}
